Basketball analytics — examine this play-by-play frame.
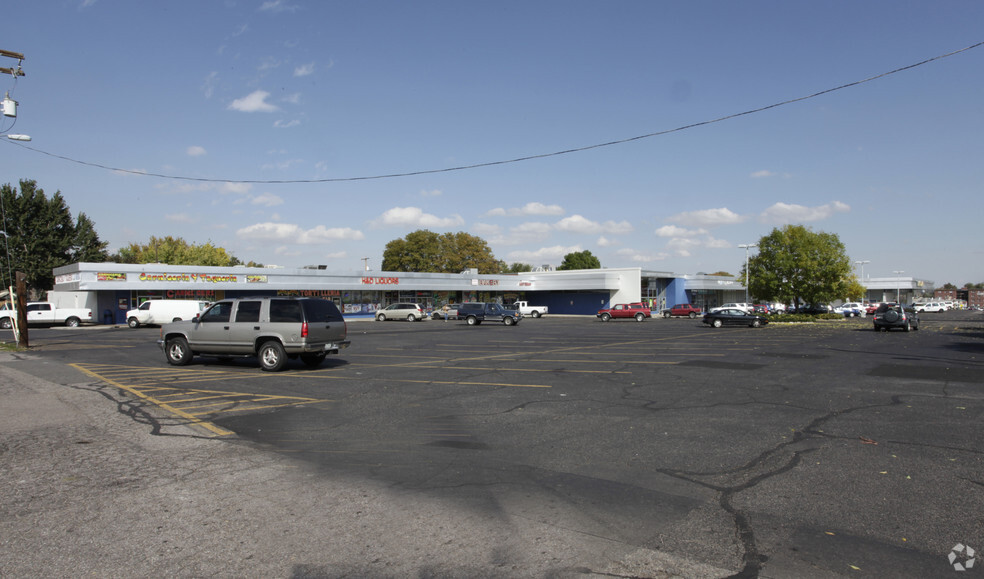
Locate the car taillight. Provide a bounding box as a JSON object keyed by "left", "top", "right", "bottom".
{"left": 301, "top": 321, "right": 308, "bottom": 337}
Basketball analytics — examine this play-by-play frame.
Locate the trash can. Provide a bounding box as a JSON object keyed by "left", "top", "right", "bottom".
{"left": 103, "top": 309, "right": 114, "bottom": 325}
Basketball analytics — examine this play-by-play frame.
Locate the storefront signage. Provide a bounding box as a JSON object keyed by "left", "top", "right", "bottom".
{"left": 55, "top": 273, "right": 81, "bottom": 284}
{"left": 97, "top": 272, "right": 126, "bottom": 282}
{"left": 361, "top": 276, "right": 399, "bottom": 285}
{"left": 138, "top": 273, "right": 239, "bottom": 283}
{"left": 246, "top": 275, "right": 268, "bottom": 283}
{"left": 277, "top": 290, "right": 341, "bottom": 297}
{"left": 166, "top": 289, "right": 217, "bottom": 300}
{"left": 478, "top": 279, "right": 499, "bottom": 286}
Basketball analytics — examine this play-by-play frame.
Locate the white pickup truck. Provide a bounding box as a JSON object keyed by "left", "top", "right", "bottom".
{"left": 0, "top": 302, "right": 93, "bottom": 328}
{"left": 510, "top": 300, "right": 548, "bottom": 318}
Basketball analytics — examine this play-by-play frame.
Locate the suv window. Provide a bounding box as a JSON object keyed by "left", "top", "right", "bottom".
{"left": 235, "top": 300, "right": 262, "bottom": 323}
{"left": 302, "top": 299, "right": 344, "bottom": 323}
{"left": 270, "top": 299, "right": 303, "bottom": 323}
{"left": 201, "top": 302, "right": 233, "bottom": 323}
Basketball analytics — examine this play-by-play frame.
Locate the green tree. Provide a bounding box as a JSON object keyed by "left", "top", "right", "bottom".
{"left": 381, "top": 230, "right": 501, "bottom": 273}
{"left": 111, "top": 236, "right": 240, "bottom": 266}
{"left": 558, "top": 250, "right": 601, "bottom": 271}
{"left": 708, "top": 271, "right": 733, "bottom": 277}
{"left": 505, "top": 262, "right": 533, "bottom": 273}
{"left": 743, "top": 225, "right": 853, "bottom": 307}
{"left": 942, "top": 282, "right": 958, "bottom": 290}
{"left": 70, "top": 213, "right": 110, "bottom": 263}
{"left": 1, "top": 179, "right": 106, "bottom": 297}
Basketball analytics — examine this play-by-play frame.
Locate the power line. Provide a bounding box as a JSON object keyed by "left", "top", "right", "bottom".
{"left": 5, "top": 41, "right": 983, "bottom": 185}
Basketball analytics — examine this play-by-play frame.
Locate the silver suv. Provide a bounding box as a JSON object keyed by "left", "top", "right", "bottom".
{"left": 158, "top": 297, "right": 350, "bottom": 371}
{"left": 375, "top": 303, "right": 426, "bottom": 322}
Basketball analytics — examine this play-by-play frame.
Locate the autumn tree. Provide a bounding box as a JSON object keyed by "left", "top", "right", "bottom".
{"left": 558, "top": 250, "right": 601, "bottom": 271}
{"left": 0, "top": 179, "right": 109, "bottom": 297}
{"left": 742, "top": 225, "right": 854, "bottom": 307}
{"left": 111, "top": 236, "right": 241, "bottom": 266}
{"left": 505, "top": 262, "right": 533, "bottom": 273}
{"left": 381, "top": 230, "right": 501, "bottom": 274}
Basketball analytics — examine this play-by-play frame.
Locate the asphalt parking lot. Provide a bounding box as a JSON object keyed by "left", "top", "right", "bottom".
{"left": 2, "top": 312, "right": 983, "bottom": 577}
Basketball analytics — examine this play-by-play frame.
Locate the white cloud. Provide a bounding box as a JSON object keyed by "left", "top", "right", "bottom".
{"left": 668, "top": 207, "right": 746, "bottom": 227}
{"left": 554, "top": 215, "right": 633, "bottom": 235}
{"left": 372, "top": 207, "right": 464, "bottom": 229}
{"left": 486, "top": 202, "right": 565, "bottom": 217}
{"left": 282, "top": 93, "right": 301, "bottom": 105}
{"left": 654, "top": 225, "right": 707, "bottom": 238}
{"left": 202, "top": 72, "right": 218, "bottom": 99}
{"left": 420, "top": 189, "right": 443, "bottom": 197}
{"left": 165, "top": 213, "right": 194, "bottom": 223}
{"left": 597, "top": 236, "right": 618, "bottom": 247}
{"left": 250, "top": 193, "right": 284, "bottom": 207}
{"left": 507, "top": 245, "right": 581, "bottom": 263}
{"left": 472, "top": 223, "right": 501, "bottom": 237}
{"left": 259, "top": 0, "right": 299, "bottom": 12}
{"left": 664, "top": 235, "right": 731, "bottom": 257}
{"left": 273, "top": 119, "right": 301, "bottom": 128}
{"left": 616, "top": 248, "right": 668, "bottom": 262}
{"left": 759, "top": 201, "right": 850, "bottom": 223}
{"left": 751, "top": 170, "right": 776, "bottom": 178}
{"left": 186, "top": 146, "right": 207, "bottom": 157}
{"left": 294, "top": 62, "right": 315, "bottom": 77}
{"left": 237, "top": 222, "right": 365, "bottom": 244}
{"left": 228, "top": 90, "right": 279, "bottom": 113}
{"left": 497, "top": 222, "right": 552, "bottom": 246}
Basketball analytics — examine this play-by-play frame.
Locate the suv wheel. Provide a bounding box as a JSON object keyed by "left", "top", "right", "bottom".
{"left": 634, "top": 313, "right": 645, "bottom": 322}
{"left": 165, "top": 337, "right": 193, "bottom": 366}
{"left": 600, "top": 313, "right": 611, "bottom": 322}
{"left": 258, "top": 341, "right": 288, "bottom": 372}
{"left": 466, "top": 316, "right": 478, "bottom": 326}
{"left": 407, "top": 313, "right": 417, "bottom": 322}
{"left": 376, "top": 314, "right": 386, "bottom": 321}
{"left": 127, "top": 317, "right": 140, "bottom": 328}
{"left": 503, "top": 316, "right": 515, "bottom": 326}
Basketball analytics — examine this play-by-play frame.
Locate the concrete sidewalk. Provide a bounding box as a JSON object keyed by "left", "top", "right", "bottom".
{"left": 0, "top": 354, "right": 727, "bottom": 578}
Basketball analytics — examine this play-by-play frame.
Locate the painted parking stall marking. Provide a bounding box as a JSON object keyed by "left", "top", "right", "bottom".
{"left": 71, "top": 363, "right": 332, "bottom": 437}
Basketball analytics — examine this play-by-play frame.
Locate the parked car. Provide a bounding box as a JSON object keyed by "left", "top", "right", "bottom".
{"left": 597, "top": 303, "right": 651, "bottom": 322}
{"left": 872, "top": 303, "right": 919, "bottom": 332}
{"left": 833, "top": 302, "right": 863, "bottom": 317}
{"left": 702, "top": 308, "right": 769, "bottom": 328}
{"left": 751, "top": 304, "right": 770, "bottom": 315}
{"left": 796, "top": 304, "right": 832, "bottom": 315}
{"left": 661, "top": 304, "right": 702, "bottom": 318}
{"left": 456, "top": 302, "right": 522, "bottom": 326}
{"left": 914, "top": 302, "right": 946, "bottom": 313}
{"left": 430, "top": 304, "right": 460, "bottom": 320}
{"left": 375, "top": 303, "right": 427, "bottom": 322}
{"left": 865, "top": 303, "right": 882, "bottom": 315}
{"left": 126, "top": 299, "right": 210, "bottom": 328}
{"left": 709, "top": 303, "right": 752, "bottom": 313}
{"left": 158, "top": 297, "right": 350, "bottom": 371}
{"left": 0, "top": 301, "right": 93, "bottom": 328}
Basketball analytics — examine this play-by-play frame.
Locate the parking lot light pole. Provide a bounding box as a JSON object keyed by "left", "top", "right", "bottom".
{"left": 893, "top": 270, "right": 904, "bottom": 303}
{"left": 738, "top": 244, "right": 757, "bottom": 304}
{"left": 855, "top": 260, "right": 870, "bottom": 301}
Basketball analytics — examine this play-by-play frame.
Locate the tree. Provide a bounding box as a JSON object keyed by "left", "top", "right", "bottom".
{"left": 381, "top": 230, "right": 501, "bottom": 274}
{"left": 505, "top": 262, "right": 533, "bottom": 273}
{"left": 743, "top": 225, "right": 854, "bottom": 306}
{"left": 558, "top": 250, "right": 601, "bottom": 271}
{"left": 708, "top": 271, "right": 733, "bottom": 277}
{"left": 1, "top": 179, "right": 108, "bottom": 297}
{"left": 942, "top": 282, "right": 958, "bottom": 290}
{"left": 111, "top": 236, "right": 240, "bottom": 266}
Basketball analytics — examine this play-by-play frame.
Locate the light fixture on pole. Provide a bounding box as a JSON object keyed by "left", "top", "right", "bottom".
{"left": 855, "top": 260, "right": 870, "bottom": 300}
{"left": 893, "top": 270, "right": 904, "bottom": 303}
{"left": 738, "top": 243, "right": 757, "bottom": 304}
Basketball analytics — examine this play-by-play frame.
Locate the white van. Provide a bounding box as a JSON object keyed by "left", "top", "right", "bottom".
{"left": 126, "top": 300, "right": 210, "bottom": 328}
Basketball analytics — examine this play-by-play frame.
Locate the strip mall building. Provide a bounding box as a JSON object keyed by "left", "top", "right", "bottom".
{"left": 50, "top": 262, "right": 935, "bottom": 324}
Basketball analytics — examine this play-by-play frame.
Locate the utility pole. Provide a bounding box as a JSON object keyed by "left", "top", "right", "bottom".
{"left": 738, "top": 243, "right": 757, "bottom": 304}
{"left": 0, "top": 49, "right": 26, "bottom": 77}
{"left": 15, "top": 271, "right": 28, "bottom": 348}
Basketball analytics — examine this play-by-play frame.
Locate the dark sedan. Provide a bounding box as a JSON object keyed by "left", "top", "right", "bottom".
{"left": 702, "top": 308, "right": 769, "bottom": 328}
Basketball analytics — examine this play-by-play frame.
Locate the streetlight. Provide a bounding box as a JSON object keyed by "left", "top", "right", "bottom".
{"left": 855, "top": 260, "right": 870, "bottom": 301}
{"left": 738, "top": 243, "right": 757, "bottom": 304}
{"left": 893, "top": 270, "right": 904, "bottom": 303}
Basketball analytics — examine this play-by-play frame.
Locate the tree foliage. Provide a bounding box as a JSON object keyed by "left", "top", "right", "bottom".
{"left": 743, "top": 225, "right": 854, "bottom": 306}
{"left": 381, "top": 230, "right": 502, "bottom": 274}
{"left": 111, "top": 236, "right": 240, "bottom": 266}
{"left": 1, "top": 179, "right": 109, "bottom": 297}
{"left": 557, "top": 250, "right": 601, "bottom": 271}
{"left": 505, "top": 262, "right": 533, "bottom": 273}
{"left": 942, "top": 282, "right": 958, "bottom": 290}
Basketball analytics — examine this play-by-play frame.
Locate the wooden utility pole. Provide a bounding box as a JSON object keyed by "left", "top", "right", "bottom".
{"left": 15, "top": 271, "right": 27, "bottom": 348}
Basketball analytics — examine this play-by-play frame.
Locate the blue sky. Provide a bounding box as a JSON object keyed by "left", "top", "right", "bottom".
{"left": 2, "top": 1, "right": 983, "bottom": 285}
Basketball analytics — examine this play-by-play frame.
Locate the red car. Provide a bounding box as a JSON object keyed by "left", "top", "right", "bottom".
{"left": 597, "top": 303, "right": 651, "bottom": 322}
{"left": 661, "top": 304, "right": 702, "bottom": 319}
